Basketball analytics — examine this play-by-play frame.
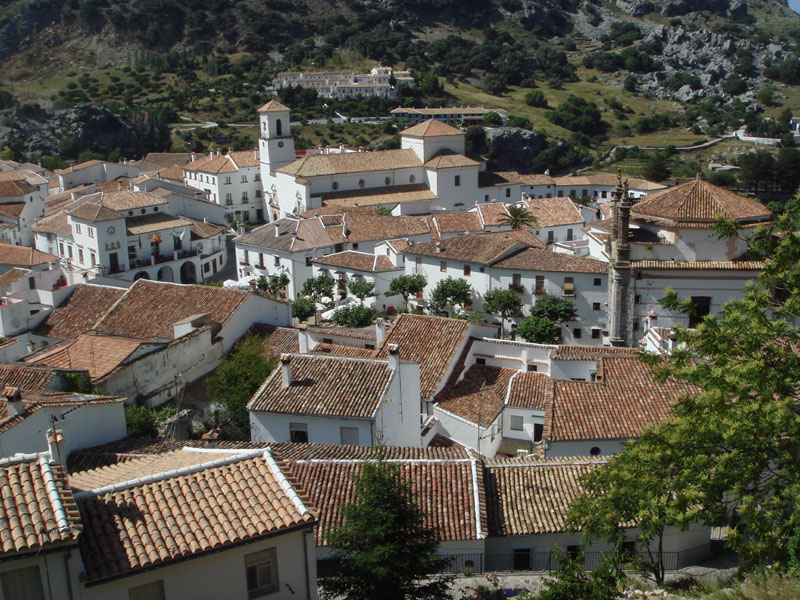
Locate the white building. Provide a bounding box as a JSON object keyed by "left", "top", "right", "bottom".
{"left": 272, "top": 66, "right": 413, "bottom": 100}
{"left": 402, "top": 231, "right": 608, "bottom": 344}
{"left": 0, "top": 175, "right": 47, "bottom": 246}
{"left": 248, "top": 349, "right": 421, "bottom": 447}
{"left": 259, "top": 101, "right": 520, "bottom": 219}
{"left": 182, "top": 150, "right": 265, "bottom": 223}
{"left": 391, "top": 106, "right": 509, "bottom": 126}
{"left": 522, "top": 197, "right": 586, "bottom": 245}
{"left": 33, "top": 190, "right": 227, "bottom": 283}
{"left": 520, "top": 173, "right": 666, "bottom": 203}
{"left": 312, "top": 249, "right": 405, "bottom": 311}
{"left": 54, "top": 159, "right": 140, "bottom": 193}
{"left": 604, "top": 177, "right": 771, "bottom": 346}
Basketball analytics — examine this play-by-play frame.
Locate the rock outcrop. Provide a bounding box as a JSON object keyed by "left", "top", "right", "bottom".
{"left": 486, "top": 127, "right": 546, "bottom": 173}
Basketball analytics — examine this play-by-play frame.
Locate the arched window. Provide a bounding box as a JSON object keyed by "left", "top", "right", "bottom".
{"left": 276, "top": 119, "right": 282, "bottom": 137}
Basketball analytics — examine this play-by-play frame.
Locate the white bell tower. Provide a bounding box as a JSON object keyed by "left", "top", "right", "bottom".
{"left": 258, "top": 99, "right": 296, "bottom": 182}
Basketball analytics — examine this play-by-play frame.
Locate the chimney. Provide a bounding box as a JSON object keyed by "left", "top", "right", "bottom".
{"left": 4, "top": 387, "right": 23, "bottom": 417}
{"left": 297, "top": 324, "right": 309, "bottom": 354}
{"left": 375, "top": 318, "right": 385, "bottom": 345}
{"left": 387, "top": 343, "right": 400, "bottom": 371}
{"left": 254, "top": 149, "right": 258, "bottom": 160}
{"left": 203, "top": 216, "right": 209, "bottom": 224}
{"left": 280, "top": 354, "right": 293, "bottom": 388}
{"left": 209, "top": 151, "right": 214, "bottom": 159}
{"left": 274, "top": 224, "right": 280, "bottom": 236}
{"left": 46, "top": 429, "right": 65, "bottom": 466}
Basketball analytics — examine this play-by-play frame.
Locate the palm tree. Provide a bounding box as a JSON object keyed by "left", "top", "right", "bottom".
{"left": 499, "top": 205, "right": 537, "bottom": 230}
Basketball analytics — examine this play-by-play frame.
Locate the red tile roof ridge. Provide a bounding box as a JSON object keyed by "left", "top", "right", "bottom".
{"left": 485, "top": 456, "right": 610, "bottom": 467}
{"left": 72, "top": 447, "right": 266, "bottom": 499}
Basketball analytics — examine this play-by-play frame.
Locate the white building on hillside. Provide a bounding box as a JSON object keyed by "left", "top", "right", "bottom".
{"left": 182, "top": 150, "right": 264, "bottom": 223}
{"left": 520, "top": 173, "right": 666, "bottom": 202}
{"left": 0, "top": 175, "right": 47, "bottom": 245}
{"left": 55, "top": 159, "right": 139, "bottom": 193}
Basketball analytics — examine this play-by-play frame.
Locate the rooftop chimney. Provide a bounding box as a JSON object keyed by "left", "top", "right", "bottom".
{"left": 46, "top": 429, "right": 65, "bottom": 466}
{"left": 203, "top": 217, "right": 209, "bottom": 224}
{"left": 280, "top": 354, "right": 293, "bottom": 388}
{"left": 4, "top": 387, "right": 22, "bottom": 417}
{"left": 297, "top": 325, "right": 309, "bottom": 354}
{"left": 375, "top": 318, "right": 386, "bottom": 345}
{"left": 387, "top": 343, "right": 400, "bottom": 371}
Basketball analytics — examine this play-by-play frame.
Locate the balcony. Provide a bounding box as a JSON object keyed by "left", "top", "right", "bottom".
{"left": 241, "top": 197, "right": 249, "bottom": 204}
{"left": 508, "top": 284, "right": 524, "bottom": 294}
{"left": 534, "top": 287, "right": 545, "bottom": 295}
{"left": 129, "top": 248, "right": 199, "bottom": 269}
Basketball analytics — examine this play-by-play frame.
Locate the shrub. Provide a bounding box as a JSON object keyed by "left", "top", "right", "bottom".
{"left": 332, "top": 304, "right": 378, "bottom": 327}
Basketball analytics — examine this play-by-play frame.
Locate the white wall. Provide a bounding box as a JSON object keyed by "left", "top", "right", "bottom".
{"left": 434, "top": 406, "right": 503, "bottom": 457}
{"left": 545, "top": 439, "right": 624, "bottom": 457}
{"left": 81, "top": 527, "right": 317, "bottom": 600}
{"left": 221, "top": 294, "right": 292, "bottom": 351}
{"left": 0, "top": 552, "right": 73, "bottom": 600}
{"left": 251, "top": 412, "right": 377, "bottom": 445}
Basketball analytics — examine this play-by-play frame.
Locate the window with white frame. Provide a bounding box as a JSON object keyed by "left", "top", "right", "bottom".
{"left": 245, "top": 548, "right": 279, "bottom": 599}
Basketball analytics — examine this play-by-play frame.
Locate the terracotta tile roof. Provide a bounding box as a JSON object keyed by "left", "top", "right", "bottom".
{"left": 474, "top": 203, "right": 510, "bottom": 226}
{"left": 125, "top": 213, "right": 193, "bottom": 235}
{"left": 545, "top": 357, "right": 697, "bottom": 442}
{"left": 502, "top": 228, "right": 547, "bottom": 247}
{"left": 386, "top": 238, "right": 411, "bottom": 252}
{"left": 249, "top": 354, "right": 393, "bottom": 418}
{"left": 485, "top": 457, "right": 606, "bottom": 535}
{"left": 185, "top": 151, "right": 259, "bottom": 173}
{"left": 25, "top": 333, "right": 148, "bottom": 380}
{"left": 135, "top": 152, "right": 192, "bottom": 174}
{"left": 94, "top": 280, "right": 250, "bottom": 341}
{"left": 313, "top": 251, "right": 399, "bottom": 272}
{"left": 0, "top": 242, "right": 59, "bottom": 267}
{"left": 0, "top": 179, "right": 36, "bottom": 197}
{"left": 523, "top": 198, "right": 584, "bottom": 227}
{"left": 435, "top": 365, "right": 515, "bottom": 425}
{"left": 278, "top": 149, "right": 422, "bottom": 177}
{"left": 375, "top": 314, "right": 471, "bottom": 398}
{"left": 34, "top": 284, "right": 126, "bottom": 340}
{"left": 95, "top": 177, "right": 133, "bottom": 192}
{"left": 401, "top": 119, "right": 464, "bottom": 137}
{"left": 312, "top": 343, "right": 375, "bottom": 358}
{"left": 550, "top": 345, "right": 639, "bottom": 361}
{"left": 262, "top": 327, "right": 300, "bottom": 360}
{"left": 433, "top": 212, "right": 483, "bottom": 234}
{"left": 55, "top": 159, "right": 105, "bottom": 174}
{"left": 403, "top": 231, "right": 536, "bottom": 264}
{"left": 69, "top": 203, "right": 121, "bottom": 222}
{"left": 301, "top": 204, "right": 378, "bottom": 218}
{"left": 185, "top": 217, "right": 225, "bottom": 240}
{"left": 306, "top": 325, "right": 376, "bottom": 341}
{"left": 0, "top": 362, "right": 62, "bottom": 390}
{"left": 424, "top": 150, "right": 480, "bottom": 169}
{"left": 67, "top": 438, "right": 192, "bottom": 473}
{"left": 0, "top": 202, "right": 25, "bottom": 220}
{"left": 319, "top": 183, "right": 437, "bottom": 208}
{"left": 520, "top": 174, "right": 556, "bottom": 186}
{"left": 0, "top": 267, "right": 29, "bottom": 285}
{"left": 276, "top": 444, "right": 484, "bottom": 544}
{"left": 87, "top": 190, "right": 167, "bottom": 211}
{"left": 228, "top": 150, "right": 260, "bottom": 168}
{"left": 478, "top": 171, "right": 522, "bottom": 187}
{"left": 258, "top": 99, "right": 291, "bottom": 112}
{"left": 154, "top": 164, "right": 185, "bottom": 180}
{"left": 235, "top": 218, "right": 333, "bottom": 252}
{"left": 507, "top": 371, "right": 551, "bottom": 410}
{"left": 632, "top": 178, "right": 771, "bottom": 225}
{"left": 491, "top": 247, "right": 607, "bottom": 273}
{"left": 632, "top": 260, "right": 765, "bottom": 270}
{"left": 76, "top": 450, "right": 315, "bottom": 583}
{"left": 326, "top": 213, "right": 431, "bottom": 244}
{"left": 0, "top": 455, "right": 81, "bottom": 556}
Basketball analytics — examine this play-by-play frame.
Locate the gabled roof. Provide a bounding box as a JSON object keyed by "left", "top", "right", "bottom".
{"left": 248, "top": 354, "right": 394, "bottom": 418}
{"left": 55, "top": 159, "right": 105, "bottom": 174}
{"left": 631, "top": 178, "right": 771, "bottom": 226}
{"left": 0, "top": 242, "right": 59, "bottom": 267}
{"left": 319, "top": 183, "right": 437, "bottom": 208}
{"left": 0, "top": 179, "right": 36, "bottom": 197}
{"left": 491, "top": 247, "right": 607, "bottom": 273}
{"left": 424, "top": 150, "right": 480, "bottom": 169}
{"left": 135, "top": 152, "right": 191, "bottom": 174}
{"left": 258, "top": 99, "right": 291, "bottom": 112}
{"left": 403, "top": 231, "right": 541, "bottom": 264}
{"left": 478, "top": 171, "right": 522, "bottom": 187}
{"left": 234, "top": 217, "right": 333, "bottom": 252}
{"left": 0, "top": 362, "right": 65, "bottom": 391}
{"left": 325, "top": 213, "right": 431, "bottom": 244}
{"left": 0, "top": 454, "right": 81, "bottom": 557}
{"left": 485, "top": 457, "right": 607, "bottom": 535}
{"left": 82, "top": 190, "right": 167, "bottom": 211}
{"left": 93, "top": 280, "right": 251, "bottom": 341}
{"left": 25, "top": 333, "right": 150, "bottom": 381}
{"left": 435, "top": 365, "right": 515, "bottom": 426}
{"left": 545, "top": 357, "right": 697, "bottom": 442}
{"left": 375, "top": 314, "right": 472, "bottom": 399}
{"left": 433, "top": 211, "right": 483, "bottom": 234}
{"left": 507, "top": 371, "right": 551, "bottom": 410}
{"left": 278, "top": 149, "right": 421, "bottom": 177}
{"left": 262, "top": 327, "right": 301, "bottom": 360}
{"left": 0, "top": 267, "right": 29, "bottom": 286}
{"left": 472, "top": 202, "right": 511, "bottom": 226}
{"left": 75, "top": 448, "right": 315, "bottom": 584}
{"left": 313, "top": 251, "right": 399, "bottom": 272}
{"left": 68, "top": 203, "right": 121, "bottom": 223}
{"left": 523, "top": 197, "right": 584, "bottom": 227}
{"left": 401, "top": 119, "right": 464, "bottom": 137}
{"left": 275, "top": 444, "right": 485, "bottom": 545}
{"left": 33, "top": 284, "right": 126, "bottom": 340}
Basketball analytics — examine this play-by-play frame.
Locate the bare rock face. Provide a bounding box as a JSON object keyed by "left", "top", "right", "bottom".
{"left": 616, "top": 0, "right": 731, "bottom": 17}
{"left": 485, "top": 127, "right": 546, "bottom": 173}
{"left": 0, "top": 104, "right": 145, "bottom": 157}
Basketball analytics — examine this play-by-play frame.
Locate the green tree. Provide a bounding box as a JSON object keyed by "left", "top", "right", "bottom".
{"left": 537, "top": 547, "right": 622, "bottom": 600}
{"left": 332, "top": 304, "right": 378, "bottom": 327}
{"left": 431, "top": 277, "right": 472, "bottom": 314}
{"left": 529, "top": 292, "right": 577, "bottom": 322}
{"left": 525, "top": 89, "right": 548, "bottom": 108}
{"left": 319, "top": 448, "right": 453, "bottom": 600}
{"left": 387, "top": 274, "right": 427, "bottom": 310}
{"left": 483, "top": 288, "right": 522, "bottom": 338}
{"left": 206, "top": 334, "right": 276, "bottom": 440}
{"left": 499, "top": 205, "right": 537, "bottom": 229}
{"left": 482, "top": 111, "right": 503, "bottom": 126}
{"left": 642, "top": 152, "right": 671, "bottom": 182}
{"left": 775, "top": 147, "right": 800, "bottom": 192}
{"left": 292, "top": 296, "right": 316, "bottom": 322}
{"left": 738, "top": 149, "right": 775, "bottom": 193}
{"left": 516, "top": 314, "right": 561, "bottom": 343}
{"left": 546, "top": 96, "right": 609, "bottom": 137}
{"left": 348, "top": 278, "right": 375, "bottom": 304}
